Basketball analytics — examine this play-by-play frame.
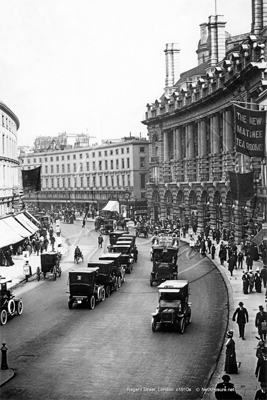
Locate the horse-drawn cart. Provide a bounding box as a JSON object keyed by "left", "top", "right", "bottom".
{"left": 37, "top": 252, "right": 62, "bottom": 281}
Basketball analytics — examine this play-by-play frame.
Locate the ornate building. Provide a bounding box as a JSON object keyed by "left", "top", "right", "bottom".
{"left": 143, "top": 0, "right": 267, "bottom": 243}
{"left": 0, "top": 101, "right": 20, "bottom": 215}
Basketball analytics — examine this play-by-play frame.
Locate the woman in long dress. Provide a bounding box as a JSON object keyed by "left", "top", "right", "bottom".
{"left": 224, "top": 330, "right": 238, "bottom": 374}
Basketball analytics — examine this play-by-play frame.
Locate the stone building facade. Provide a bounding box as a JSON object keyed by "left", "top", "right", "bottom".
{"left": 143, "top": 1, "right": 267, "bottom": 243}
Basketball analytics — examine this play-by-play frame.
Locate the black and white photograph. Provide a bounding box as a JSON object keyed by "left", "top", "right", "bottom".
{"left": 0, "top": 0, "right": 267, "bottom": 399}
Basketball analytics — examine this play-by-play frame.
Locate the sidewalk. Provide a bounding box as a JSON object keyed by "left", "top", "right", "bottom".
{"left": 179, "top": 234, "right": 266, "bottom": 400}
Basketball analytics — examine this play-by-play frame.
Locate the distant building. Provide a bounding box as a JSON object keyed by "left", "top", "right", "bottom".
{"left": 143, "top": 1, "right": 267, "bottom": 242}
{"left": 20, "top": 136, "right": 149, "bottom": 216}
{"left": 0, "top": 101, "right": 20, "bottom": 215}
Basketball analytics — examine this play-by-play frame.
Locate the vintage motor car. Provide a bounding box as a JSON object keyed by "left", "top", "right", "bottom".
{"left": 151, "top": 280, "right": 191, "bottom": 333}
{"left": 109, "top": 231, "right": 126, "bottom": 246}
{"left": 37, "top": 251, "right": 62, "bottom": 281}
{"left": 109, "top": 244, "right": 133, "bottom": 273}
{"left": 135, "top": 221, "right": 149, "bottom": 238}
{"left": 87, "top": 260, "right": 120, "bottom": 297}
{"left": 68, "top": 267, "right": 105, "bottom": 309}
{"left": 150, "top": 245, "right": 178, "bottom": 286}
{"left": 0, "top": 278, "right": 23, "bottom": 325}
{"left": 99, "top": 252, "right": 126, "bottom": 284}
{"left": 100, "top": 219, "right": 114, "bottom": 235}
{"left": 121, "top": 233, "right": 136, "bottom": 245}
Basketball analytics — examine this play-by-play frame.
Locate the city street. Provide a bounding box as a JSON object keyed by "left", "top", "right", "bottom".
{"left": 1, "top": 221, "right": 228, "bottom": 400}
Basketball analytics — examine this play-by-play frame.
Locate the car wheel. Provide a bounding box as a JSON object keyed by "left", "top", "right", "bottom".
{"left": 151, "top": 317, "right": 157, "bottom": 332}
{"left": 89, "top": 295, "right": 96, "bottom": 310}
{"left": 0, "top": 309, "right": 8, "bottom": 325}
{"left": 8, "top": 299, "right": 16, "bottom": 315}
{"left": 58, "top": 268, "right": 62, "bottom": 278}
{"left": 17, "top": 300, "right": 23, "bottom": 315}
{"left": 150, "top": 279, "right": 153, "bottom": 287}
{"left": 68, "top": 299, "right": 73, "bottom": 309}
{"left": 179, "top": 317, "right": 185, "bottom": 334}
{"left": 187, "top": 309, "right": 192, "bottom": 324}
{"left": 101, "top": 288, "right": 106, "bottom": 302}
{"left": 105, "top": 286, "right": 111, "bottom": 298}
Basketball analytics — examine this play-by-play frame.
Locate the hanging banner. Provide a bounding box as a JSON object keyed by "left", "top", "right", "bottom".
{"left": 228, "top": 170, "right": 254, "bottom": 201}
{"left": 233, "top": 104, "right": 266, "bottom": 158}
{"left": 22, "top": 166, "right": 41, "bottom": 192}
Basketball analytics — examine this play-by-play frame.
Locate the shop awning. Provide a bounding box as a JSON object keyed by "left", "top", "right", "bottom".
{"left": 102, "top": 201, "right": 120, "bottom": 213}
{"left": 15, "top": 213, "right": 39, "bottom": 235}
{"left": 2, "top": 216, "right": 32, "bottom": 238}
{"left": 0, "top": 218, "right": 25, "bottom": 248}
{"left": 24, "top": 210, "right": 41, "bottom": 227}
{"left": 252, "top": 227, "right": 267, "bottom": 245}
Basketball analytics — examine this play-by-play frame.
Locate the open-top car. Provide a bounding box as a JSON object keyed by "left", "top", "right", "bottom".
{"left": 109, "top": 244, "right": 134, "bottom": 273}
{"left": 99, "top": 252, "right": 126, "bottom": 284}
{"left": 151, "top": 280, "right": 191, "bottom": 333}
{"left": 68, "top": 267, "right": 105, "bottom": 310}
{"left": 0, "top": 278, "right": 23, "bottom": 325}
{"left": 87, "top": 260, "right": 120, "bottom": 297}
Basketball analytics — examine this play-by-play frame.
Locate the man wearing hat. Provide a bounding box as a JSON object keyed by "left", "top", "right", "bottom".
{"left": 255, "top": 268, "right": 262, "bottom": 293}
{"left": 224, "top": 330, "right": 238, "bottom": 374}
{"left": 260, "top": 265, "right": 267, "bottom": 289}
{"left": 255, "top": 306, "right": 267, "bottom": 341}
{"left": 233, "top": 302, "right": 249, "bottom": 340}
{"left": 215, "top": 375, "right": 242, "bottom": 399}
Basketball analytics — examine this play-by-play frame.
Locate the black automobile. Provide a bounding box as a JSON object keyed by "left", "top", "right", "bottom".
{"left": 68, "top": 268, "right": 105, "bottom": 310}
{"left": 109, "top": 231, "right": 125, "bottom": 246}
{"left": 87, "top": 260, "right": 120, "bottom": 297}
{"left": 150, "top": 246, "right": 178, "bottom": 286}
{"left": 109, "top": 244, "right": 134, "bottom": 273}
{"left": 151, "top": 280, "right": 192, "bottom": 333}
{"left": 99, "top": 252, "right": 126, "bottom": 284}
{"left": 0, "top": 278, "right": 23, "bottom": 325}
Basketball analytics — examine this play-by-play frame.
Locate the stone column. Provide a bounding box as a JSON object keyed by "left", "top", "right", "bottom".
{"left": 212, "top": 114, "right": 220, "bottom": 154}
{"left": 225, "top": 109, "right": 234, "bottom": 152}
{"left": 164, "top": 131, "right": 169, "bottom": 162}
{"left": 175, "top": 127, "right": 182, "bottom": 159}
{"left": 187, "top": 124, "right": 194, "bottom": 158}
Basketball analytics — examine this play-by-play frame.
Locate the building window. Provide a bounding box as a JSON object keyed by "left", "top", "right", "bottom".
{"left": 2, "top": 115, "right": 4, "bottom": 126}
{"left": 105, "top": 160, "right": 108, "bottom": 170}
{"left": 116, "top": 175, "right": 120, "bottom": 186}
{"left": 99, "top": 161, "right": 102, "bottom": 171}
{"left": 46, "top": 178, "right": 48, "bottom": 187}
{"left": 62, "top": 165, "right": 65, "bottom": 173}
{"left": 98, "top": 151, "right": 101, "bottom": 157}
{"left": 141, "top": 192, "right": 146, "bottom": 199}
{"left": 50, "top": 157, "right": 53, "bottom": 161}
{"left": 80, "top": 177, "right": 83, "bottom": 187}
{"left": 122, "top": 159, "right": 125, "bottom": 169}
{"left": 80, "top": 163, "right": 83, "bottom": 172}
{"left": 33, "top": 158, "right": 36, "bottom": 163}
{"left": 126, "top": 147, "right": 129, "bottom": 153}
{"left": 62, "top": 155, "right": 64, "bottom": 160}
{"left": 99, "top": 176, "right": 102, "bottom": 187}
{"left": 127, "top": 174, "right": 131, "bottom": 187}
{"left": 56, "top": 156, "right": 59, "bottom": 161}
{"left": 67, "top": 164, "right": 70, "bottom": 172}
{"left": 111, "top": 176, "right": 114, "bottom": 187}
{"left": 105, "top": 176, "right": 108, "bottom": 186}
{"left": 67, "top": 155, "right": 70, "bottom": 160}
{"left": 74, "top": 164, "right": 76, "bottom": 172}
{"left": 80, "top": 154, "right": 83, "bottom": 159}
{"left": 45, "top": 157, "right": 47, "bottom": 162}
{"left": 45, "top": 166, "right": 48, "bottom": 173}
{"left": 51, "top": 165, "right": 54, "bottom": 173}
{"left": 104, "top": 150, "right": 107, "bottom": 156}
{"left": 93, "top": 176, "right": 96, "bottom": 186}
{"left": 110, "top": 150, "right": 113, "bottom": 155}
{"left": 68, "top": 177, "right": 70, "bottom": 187}
{"left": 86, "top": 162, "right": 89, "bottom": 171}
{"left": 39, "top": 158, "right": 42, "bottom": 163}
{"left": 140, "top": 146, "right": 145, "bottom": 153}
{"left": 62, "top": 177, "right": 65, "bottom": 187}
{"left": 127, "top": 158, "right": 130, "bottom": 168}
{"left": 140, "top": 173, "right": 146, "bottom": 189}
{"left": 86, "top": 153, "right": 89, "bottom": 158}
{"left": 140, "top": 157, "right": 145, "bottom": 168}
{"left": 93, "top": 161, "right": 95, "bottom": 170}
{"left": 92, "top": 152, "right": 95, "bottom": 158}
{"left": 116, "top": 159, "right": 119, "bottom": 169}
{"left": 73, "top": 154, "right": 76, "bottom": 159}
{"left": 115, "top": 149, "right": 119, "bottom": 155}
{"left": 51, "top": 178, "right": 54, "bottom": 188}
{"left": 56, "top": 165, "right": 59, "bottom": 173}
{"left": 87, "top": 176, "right": 90, "bottom": 187}
{"left": 111, "top": 160, "right": 113, "bottom": 169}
{"left": 121, "top": 148, "right": 124, "bottom": 154}
{"left": 57, "top": 178, "right": 60, "bottom": 187}
{"left": 122, "top": 175, "right": 125, "bottom": 186}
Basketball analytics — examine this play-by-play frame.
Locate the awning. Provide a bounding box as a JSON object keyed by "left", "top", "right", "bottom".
{"left": 0, "top": 219, "right": 25, "bottom": 248}
{"left": 2, "top": 216, "right": 32, "bottom": 238}
{"left": 15, "top": 213, "right": 39, "bottom": 235}
{"left": 24, "top": 210, "right": 41, "bottom": 227}
{"left": 252, "top": 228, "right": 267, "bottom": 245}
{"left": 102, "top": 201, "right": 120, "bottom": 213}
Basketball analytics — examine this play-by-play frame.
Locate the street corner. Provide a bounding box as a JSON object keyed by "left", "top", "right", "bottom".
{"left": 0, "top": 368, "right": 15, "bottom": 387}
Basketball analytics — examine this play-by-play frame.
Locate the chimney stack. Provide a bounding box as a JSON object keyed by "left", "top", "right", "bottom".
{"left": 251, "top": 0, "right": 267, "bottom": 34}
{"left": 164, "top": 43, "right": 180, "bottom": 96}
{"left": 208, "top": 15, "right": 226, "bottom": 67}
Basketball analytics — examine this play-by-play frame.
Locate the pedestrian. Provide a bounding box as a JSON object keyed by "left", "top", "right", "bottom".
{"left": 254, "top": 383, "right": 267, "bottom": 400}
{"left": 242, "top": 271, "right": 249, "bottom": 294}
{"left": 133, "top": 245, "right": 138, "bottom": 262}
{"left": 232, "top": 302, "right": 249, "bottom": 340}
{"left": 224, "top": 330, "right": 238, "bottom": 374}
{"left": 255, "top": 268, "right": 262, "bottom": 293}
{"left": 237, "top": 251, "right": 244, "bottom": 269}
{"left": 255, "top": 353, "right": 267, "bottom": 387}
{"left": 215, "top": 375, "right": 242, "bottom": 400}
{"left": 98, "top": 234, "right": 103, "bottom": 248}
{"left": 260, "top": 265, "right": 267, "bottom": 288}
{"left": 248, "top": 270, "right": 255, "bottom": 293}
{"left": 255, "top": 306, "right": 267, "bottom": 341}
{"left": 219, "top": 245, "right": 227, "bottom": 266}
{"left": 246, "top": 253, "right": 253, "bottom": 270}
{"left": 201, "top": 239, "right": 206, "bottom": 256}
{"left": 228, "top": 254, "right": 235, "bottom": 277}
{"left": 82, "top": 218, "right": 86, "bottom": 228}
{"left": 207, "top": 238, "right": 212, "bottom": 253}
{"left": 211, "top": 243, "right": 216, "bottom": 260}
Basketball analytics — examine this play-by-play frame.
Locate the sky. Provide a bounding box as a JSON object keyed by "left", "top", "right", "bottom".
{"left": 0, "top": 0, "right": 252, "bottom": 147}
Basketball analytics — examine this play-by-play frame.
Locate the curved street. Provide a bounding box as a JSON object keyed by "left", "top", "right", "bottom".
{"left": 1, "top": 221, "right": 228, "bottom": 400}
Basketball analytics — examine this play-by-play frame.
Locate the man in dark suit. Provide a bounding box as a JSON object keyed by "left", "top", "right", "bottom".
{"left": 233, "top": 302, "right": 249, "bottom": 340}
{"left": 215, "top": 375, "right": 242, "bottom": 399}
{"left": 254, "top": 384, "right": 267, "bottom": 400}
{"left": 255, "top": 305, "right": 267, "bottom": 341}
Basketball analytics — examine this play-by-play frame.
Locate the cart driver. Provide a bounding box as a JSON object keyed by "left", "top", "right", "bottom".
{"left": 74, "top": 246, "right": 82, "bottom": 258}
